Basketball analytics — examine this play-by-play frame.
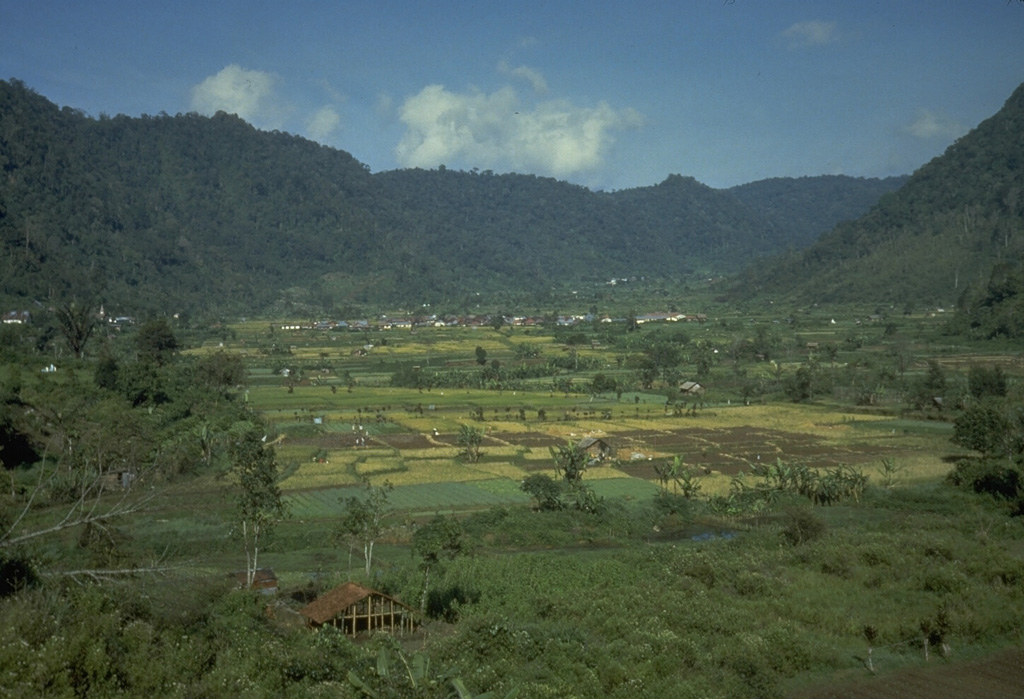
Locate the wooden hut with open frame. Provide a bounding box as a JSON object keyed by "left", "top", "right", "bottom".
{"left": 299, "top": 582, "right": 418, "bottom": 636}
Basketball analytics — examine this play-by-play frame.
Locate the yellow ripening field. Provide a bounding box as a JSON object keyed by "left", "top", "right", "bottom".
{"left": 865, "top": 452, "right": 949, "bottom": 484}
{"left": 520, "top": 449, "right": 554, "bottom": 461}
{"left": 604, "top": 404, "right": 892, "bottom": 440}
{"left": 476, "top": 445, "right": 526, "bottom": 457}
{"left": 354, "top": 457, "right": 405, "bottom": 476}
{"left": 279, "top": 462, "right": 360, "bottom": 490}
{"left": 363, "top": 460, "right": 494, "bottom": 487}
{"left": 472, "top": 421, "right": 539, "bottom": 435}
{"left": 584, "top": 466, "right": 632, "bottom": 480}
{"left": 400, "top": 447, "right": 462, "bottom": 460}
{"left": 322, "top": 451, "right": 364, "bottom": 466}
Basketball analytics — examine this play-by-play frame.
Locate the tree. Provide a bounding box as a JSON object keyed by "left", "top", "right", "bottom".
{"left": 644, "top": 340, "right": 682, "bottom": 386}
{"left": 194, "top": 351, "right": 246, "bottom": 390}
{"left": 590, "top": 373, "right": 617, "bottom": 395}
{"left": 923, "top": 359, "right": 947, "bottom": 394}
{"left": 474, "top": 346, "right": 487, "bottom": 365}
{"left": 335, "top": 480, "right": 392, "bottom": 576}
{"left": 135, "top": 318, "right": 179, "bottom": 366}
{"left": 456, "top": 424, "right": 484, "bottom": 463}
{"left": 229, "top": 423, "right": 286, "bottom": 588}
{"left": 0, "top": 450, "right": 154, "bottom": 559}
{"left": 53, "top": 300, "right": 96, "bottom": 359}
{"left": 411, "top": 515, "right": 464, "bottom": 613}
{"left": 693, "top": 341, "right": 715, "bottom": 382}
{"left": 0, "top": 397, "right": 159, "bottom": 583}
{"left": 823, "top": 342, "right": 839, "bottom": 369}
{"left": 550, "top": 440, "right": 589, "bottom": 486}
{"left": 521, "top": 473, "right": 563, "bottom": 510}
{"left": 968, "top": 365, "right": 1008, "bottom": 399}
{"left": 952, "top": 398, "right": 1015, "bottom": 458}
{"left": 654, "top": 455, "right": 701, "bottom": 498}
{"left": 629, "top": 354, "right": 659, "bottom": 390}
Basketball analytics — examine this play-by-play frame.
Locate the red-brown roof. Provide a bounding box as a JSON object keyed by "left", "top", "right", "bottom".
{"left": 299, "top": 582, "right": 415, "bottom": 625}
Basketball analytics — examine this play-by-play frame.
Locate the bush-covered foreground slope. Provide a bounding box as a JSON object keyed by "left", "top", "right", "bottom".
{"left": 2, "top": 483, "right": 1023, "bottom": 697}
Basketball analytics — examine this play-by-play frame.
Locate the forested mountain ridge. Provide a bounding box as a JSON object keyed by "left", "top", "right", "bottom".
{"left": 734, "top": 81, "right": 1024, "bottom": 312}
{"left": 1, "top": 78, "right": 903, "bottom": 315}
{"left": 727, "top": 174, "right": 909, "bottom": 251}
{"left": 0, "top": 79, "right": 384, "bottom": 314}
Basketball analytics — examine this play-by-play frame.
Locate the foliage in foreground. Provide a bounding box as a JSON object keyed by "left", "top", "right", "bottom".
{"left": 3, "top": 479, "right": 1024, "bottom": 697}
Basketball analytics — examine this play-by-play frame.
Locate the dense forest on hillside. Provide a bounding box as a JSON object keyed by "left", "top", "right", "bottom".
{"left": 736, "top": 82, "right": 1024, "bottom": 314}
{"left": 1, "top": 78, "right": 904, "bottom": 316}
{"left": 727, "top": 174, "right": 908, "bottom": 251}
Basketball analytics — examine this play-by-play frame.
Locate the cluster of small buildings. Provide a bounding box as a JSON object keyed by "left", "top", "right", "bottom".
{"left": 2, "top": 309, "right": 137, "bottom": 327}
{"left": 2, "top": 310, "right": 31, "bottom": 325}
{"left": 281, "top": 310, "right": 708, "bottom": 333}
{"left": 630, "top": 312, "right": 707, "bottom": 324}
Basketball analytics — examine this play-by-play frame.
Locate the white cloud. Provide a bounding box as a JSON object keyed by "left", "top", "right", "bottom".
{"left": 902, "top": 109, "right": 964, "bottom": 140}
{"left": 781, "top": 20, "right": 837, "bottom": 48}
{"left": 395, "top": 84, "right": 642, "bottom": 178}
{"left": 307, "top": 106, "right": 341, "bottom": 142}
{"left": 498, "top": 61, "right": 548, "bottom": 94}
{"left": 190, "top": 64, "right": 286, "bottom": 129}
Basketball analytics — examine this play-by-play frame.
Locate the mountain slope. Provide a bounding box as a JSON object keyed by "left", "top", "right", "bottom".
{"left": 0, "top": 78, "right": 905, "bottom": 315}
{"left": 734, "top": 82, "right": 1024, "bottom": 308}
{"left": 727, "top": 175, "right": 908, "bottom": 251}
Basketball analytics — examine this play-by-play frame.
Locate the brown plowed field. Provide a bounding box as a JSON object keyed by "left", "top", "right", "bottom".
{"left": 376, "top": 433, "right": 440, "bottom": 449}
{"left": 791, "top": 647, "right": 1024, "bottom": 698}
{"left": 293, "top": 425, "right": 900, "bottom": 477}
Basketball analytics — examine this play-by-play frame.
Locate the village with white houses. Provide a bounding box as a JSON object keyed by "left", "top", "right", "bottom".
{"left": 279, "top": 310, "right": 709, "bottom": 333}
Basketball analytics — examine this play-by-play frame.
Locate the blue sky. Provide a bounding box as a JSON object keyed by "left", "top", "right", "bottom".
{"left": 2, "top": 1, "right": 1023, "bottom": 190}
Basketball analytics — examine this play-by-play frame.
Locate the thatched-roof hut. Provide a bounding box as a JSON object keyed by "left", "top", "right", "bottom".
{"left": 299, "top": 582, "right": 418, "bottom": 635}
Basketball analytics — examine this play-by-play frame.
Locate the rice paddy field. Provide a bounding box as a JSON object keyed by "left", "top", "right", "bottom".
{"left": 193, "top": 316, "right": 975, "bottom": 518}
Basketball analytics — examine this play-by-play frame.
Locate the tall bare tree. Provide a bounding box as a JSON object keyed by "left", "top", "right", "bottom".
{"left": 53, "top": 300, "right": 96, "bottom": 359}
{"left": 229, "top": 423, "right": 286, "bottom": 588}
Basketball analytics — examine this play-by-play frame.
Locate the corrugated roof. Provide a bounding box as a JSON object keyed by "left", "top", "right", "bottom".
{"left": 299, "top": 582, "right": 414, "bottom": 625}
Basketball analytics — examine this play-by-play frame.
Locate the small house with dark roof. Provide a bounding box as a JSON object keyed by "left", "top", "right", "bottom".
{"left": 577, "top": 436, "right": 612, "bottom": 464}
{"left": 299, "top": 582, "right": 418, "bottom": 635}
{"left": 679, "top": 381, "right": 705, "bottom": 396}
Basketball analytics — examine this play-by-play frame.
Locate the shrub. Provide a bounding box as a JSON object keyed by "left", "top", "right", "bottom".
{"left": 781, "top": 507, "right": 827, "bottom": 546}
{"left": 0, "top": 552, "right": 37, "bottom": 598}
{"left": 521, "top": 473, "right": 564, "bottom": 511}
{"left": 427, "top": 584, "right": 481, "bottom": 622}
{"left": 733, "top": 571, "right": 773, "bottom": 597}
{"left": 948, "top": 458, "right": 1023, "bottom": 500}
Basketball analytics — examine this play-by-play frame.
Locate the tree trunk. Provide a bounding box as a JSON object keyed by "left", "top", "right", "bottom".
{"left": 364, "top": 540, "right": 374, "bottom": 576}
{"left": 420, "top": 565, "right": 431, "bottom": 614}
{"left": 242, "top": 520, "right": 254, "bottom": 587}
{"left": 250, "top": 522, "right": 260, "bottom": 588}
